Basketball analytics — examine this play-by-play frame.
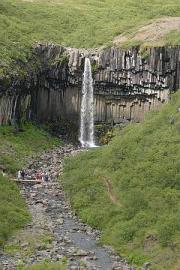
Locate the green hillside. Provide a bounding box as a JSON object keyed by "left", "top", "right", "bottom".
{"left": 0, "top": 0, "right": 180, "bottom": 70}
{"left": 0, "top": 174, "right": 30, "bottom": 246}
{"left": 62, "top": 91, "right": 180, "bottom": 270}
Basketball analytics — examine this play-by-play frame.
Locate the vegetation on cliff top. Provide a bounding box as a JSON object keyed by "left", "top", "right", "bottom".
{"left": 0, "top": 0, "right": 180, "bottom": 69}
{"left": 62, "top": 91, "right": 180, "bottom": 269}
{"left": 0, "top": 124, "right": 61, "bottom": 246}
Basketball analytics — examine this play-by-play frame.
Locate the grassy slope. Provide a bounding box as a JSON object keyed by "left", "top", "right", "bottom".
{"left": 0, "top": 123, "right": 60, "bottom": 174}
{"left": 62, "top": 91, "right": 180, "bottom": 270}
{"left": 0, "top": 0, "right": 180, "bottom": 69}
{"left": 0, "top": 124, "right": 61, "bottom": 246}
{"left": 165, "top": 30, "right": 180, "bottom": 45}
{"left": 0, "top": 174, "right": 30, "bottom": 246}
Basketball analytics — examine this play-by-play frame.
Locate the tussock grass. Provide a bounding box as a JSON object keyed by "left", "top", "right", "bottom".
{"left": 0, "top": 0, "right": 180, "bottom": 68}
{"left": 62, "top": 91, "right": 180, "bottom": 269}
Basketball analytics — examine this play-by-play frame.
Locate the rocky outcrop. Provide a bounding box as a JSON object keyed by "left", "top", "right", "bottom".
{"left": 0, "top": 44, "right": 179, "bottom": 125}
{"left": 0, "top": 95, "right": 31, "bottom": 125}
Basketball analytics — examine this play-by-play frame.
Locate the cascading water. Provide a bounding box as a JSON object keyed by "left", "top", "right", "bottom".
{"left": 79, "top": 58, "right": 96, "bottom": 148}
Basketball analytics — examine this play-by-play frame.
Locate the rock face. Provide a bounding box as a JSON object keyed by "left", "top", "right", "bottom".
{"left": 0, "top": 44, "right": 179, "bottom": 125}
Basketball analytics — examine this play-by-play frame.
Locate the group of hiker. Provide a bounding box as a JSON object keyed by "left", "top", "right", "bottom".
{"left": 17, "top": 169, "right": 49, "bottom": 182}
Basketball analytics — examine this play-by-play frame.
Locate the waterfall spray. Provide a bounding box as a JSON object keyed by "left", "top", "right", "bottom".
{"left": 79, "top": 58, "right": 96, "bottom": 148}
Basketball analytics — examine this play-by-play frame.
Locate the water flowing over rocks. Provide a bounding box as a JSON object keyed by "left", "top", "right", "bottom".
{"left": 0, "top": 44, "right": 179, "bottom": 125}
{"left": 0, "top": 145, "right": 135, "bottom": 270}
{"left": 80, "top": 58, "right": 95, "bottom": 147}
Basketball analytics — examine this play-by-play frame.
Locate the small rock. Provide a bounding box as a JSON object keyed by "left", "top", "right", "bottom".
{"left": 57, "top": 218, "right": 64, "bottom": 225}
{"left": 56, "top": 254, "right": 63, "bottom": 260}
{"left": 76, "top": 249, "right": 89, "bottom": 256}
{"left": 69, "top": 266, "right": 79, "bottom": 270}
{"left": 142, "top": 262, "right": 151, "bottom": 270}
{"left": 21, "top": 242, "right": 29, "bottom": 248}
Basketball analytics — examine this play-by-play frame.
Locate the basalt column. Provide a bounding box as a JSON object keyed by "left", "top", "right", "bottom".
{"left": 0, "top": 45, "right": 179, "bottom": 126}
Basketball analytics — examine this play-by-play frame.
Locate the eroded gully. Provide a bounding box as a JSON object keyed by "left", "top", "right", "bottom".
{"left": 0, "top": 145, "right": 134, "bottom": 270}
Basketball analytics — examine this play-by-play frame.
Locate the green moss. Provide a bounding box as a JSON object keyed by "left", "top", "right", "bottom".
{"left": 62, "top": 90, "right": 180, "bottom": 269}
{"left": 91, "top": 63, "right": 99, "bottom": 73}
{"left": 139, "top": 46, "right": 151, "bottom": 60}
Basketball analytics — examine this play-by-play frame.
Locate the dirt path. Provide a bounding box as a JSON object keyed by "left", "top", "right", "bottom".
{"left": 103, "top": 177, "right": 121, "bottom": 206}
{"left": 0, "top": 145, "right": 134, "bottom": 270}
{"left": 113, "top": 17, "right": 180, "bottom": 46}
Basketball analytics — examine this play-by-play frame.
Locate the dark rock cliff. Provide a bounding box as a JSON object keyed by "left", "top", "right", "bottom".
{"left": 0, "top": 44, "right": 179, "bottom": 125}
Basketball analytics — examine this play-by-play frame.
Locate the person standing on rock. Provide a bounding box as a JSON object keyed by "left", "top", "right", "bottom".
{"left": 36, "top": 171, "right": 41, "bottom": 180}
{"left": 44, "top": 172, "right": 49, "bottom": 182}
{"left": 2, "top": 169, "right": 6, "bottom": 177}
{"left": 21, "top": 170, "right": 25, "bottom": 180}
{"left": 41, "top": 172, "right": 45, "bottom": 181}
{"left": 17, "top": 170, "right": 22, "bottom": 180}
{"left": 40, "top": 171, "right": 44, "bottom": 181}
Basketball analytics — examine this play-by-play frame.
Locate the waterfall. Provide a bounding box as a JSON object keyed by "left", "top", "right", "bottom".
{"left": 79, "top": 58, "right": 96, "bottom": 148}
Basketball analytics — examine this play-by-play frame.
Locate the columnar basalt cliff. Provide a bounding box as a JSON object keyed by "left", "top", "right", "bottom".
{"left": 0, "top": 44, "right": 179, "bottom": 125}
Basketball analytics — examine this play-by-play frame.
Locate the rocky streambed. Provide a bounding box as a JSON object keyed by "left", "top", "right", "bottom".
{"left": 0, "top": 145, "right": 134, "bottom": 270}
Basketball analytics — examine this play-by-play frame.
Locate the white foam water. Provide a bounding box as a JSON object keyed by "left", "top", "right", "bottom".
{"left": 79, "top": 58, "right": 96, "bottom": 148}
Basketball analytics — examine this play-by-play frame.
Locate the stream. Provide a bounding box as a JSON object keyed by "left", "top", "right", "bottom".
{"left": 0, "top": 145, "right": 134, "bottom": 270}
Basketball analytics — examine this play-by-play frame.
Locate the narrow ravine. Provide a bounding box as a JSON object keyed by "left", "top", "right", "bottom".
{"left": 0, "top": 145, "right": 134, "bottom": 270}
